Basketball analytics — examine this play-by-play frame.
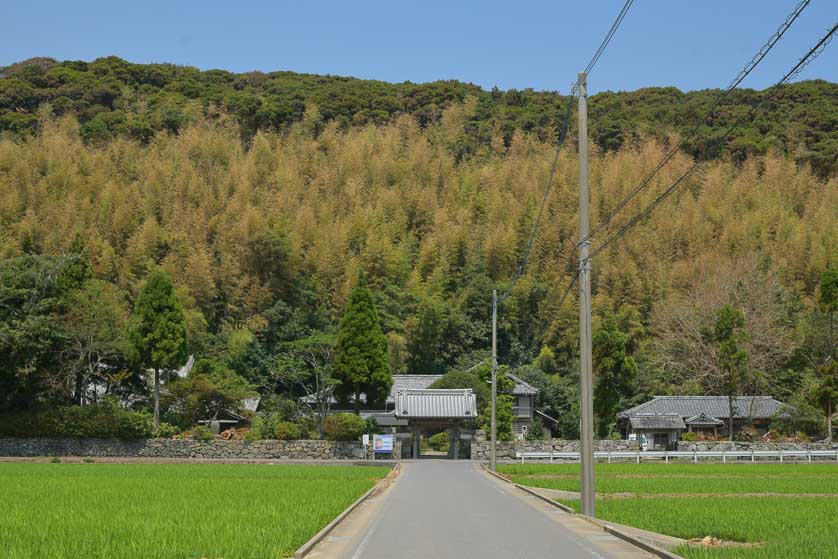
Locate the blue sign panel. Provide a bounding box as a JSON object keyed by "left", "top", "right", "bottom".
{"left": 373, "top": 434, "right": 394, "bottom": 454}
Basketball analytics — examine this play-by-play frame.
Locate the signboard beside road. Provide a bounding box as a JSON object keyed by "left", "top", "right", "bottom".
{"left": 373, "top": 434, "right": 394, "bottom": 454}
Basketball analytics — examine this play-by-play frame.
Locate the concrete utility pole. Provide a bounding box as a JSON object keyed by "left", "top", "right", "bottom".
{"left": 577, "top": 72, "right": 596, "bottom": 517}
{"left": 490, "top": 289, "right": 498, "bottom": 471}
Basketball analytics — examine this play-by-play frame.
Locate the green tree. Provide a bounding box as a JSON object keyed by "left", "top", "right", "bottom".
{"left": 130, "top": 270, "right": 187, "bottom": 429}
{"left": 543, "top": 374, "right": 579, "bottom": 439}
{"left": 162, "top": 358, "right": 255, "bottom": 429}
{"left": 58, "top": 235, "right": 93, "bottom": 293}
{"left": 476, "top": 364, "right": 514, "bottom": 441}
{"left": 592, "top": 317, "right": 638, "bottom": 438}
{"left": 61, "top": 279, "right": 130, "bottom": 405}
{"left": 406, "top": 297, "right": 446, "bottom": 374}
{"left": 430, "top": 369, "right": 491, "bottom": 411}
{"left": 275, "top": 333, "right": 337, "bottom": 437}
{"left": 815, "top": 362, "right": 838, "bottom": 441}
{"left": 714, "top": 305, "right": 750, "bottom": 441}
{"left": 0, "top": 255, "right": 72, "bottom": 410}
{"left": 817, "top": 269, "right": 837, "bottom": 362}
{"left": 333, "top": 274, "right": 391, "bottom": 412}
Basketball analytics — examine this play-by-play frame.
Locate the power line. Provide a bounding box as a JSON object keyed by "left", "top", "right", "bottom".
{"left": 582, "top": 0, "right": 812, "bottom": 244}
{"left": 498, "top": 0, "right": 636, "bottom": 303}
{"left": 497, "top": 91, "right": 575, "bottom": 303}
{"left": 555, "top": 270, "right": 581, "bottom": 313}
{"left": 587, "top": 22, "right": 837, "bottom": 261}
{"left": 583, "top": 0, "right": 634, "bottom": 78}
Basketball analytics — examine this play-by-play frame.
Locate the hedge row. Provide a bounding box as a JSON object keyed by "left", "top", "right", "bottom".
{"left": 0, "top": 400, "right": 153, "bottom": 439}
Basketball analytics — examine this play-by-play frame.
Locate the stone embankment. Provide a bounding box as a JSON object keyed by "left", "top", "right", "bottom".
{"left": 469, "top": 432, "right": 638, "bottom": 460}
{"left": 0, "top": 438, "right": 394, "bottom": 460}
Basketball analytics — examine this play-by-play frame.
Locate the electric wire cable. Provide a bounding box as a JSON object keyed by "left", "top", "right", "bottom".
{"left": 586, "top": 21, "right": 837, "bottom": 261}
{"left": 581, "top": 0, "right": 812, "bottom": 244}
{"left": 497, "top": 0, "right": 636, "bottom": 304}
{"left": 583, "top": 0, "right": 634, "bottom": 78}
{"left": 497, "top": 92, "right": 575, "bottom": 304}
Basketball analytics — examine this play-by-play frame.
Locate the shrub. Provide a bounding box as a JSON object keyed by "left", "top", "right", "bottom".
{"left": 772, "top": 397, "right": 825, "bottom": 437}
{"left": 49, "top": 456, "right": 61, "bottom": 464}
{"left": 0, "top": 399, "right": 153, "bottom": 439}
{"left": 251, "top": 413, "right": 301, "bottom": 440}
{"left": 525, "top": 420, "right": 546, "bottom": 441}
{"left": 428, "top": 432, "right": 450, "bottom": 452}
{"left": 242, "top": 428, "right": 260, "bottom": 442}
{"left": 323, "top": 413, "right": 365, "bottom": 441}
{"left": 83, "top": 457, "right": 95, "bottom": 463}
{"left": 154, "top": 423, "right": 180, "bottom": 439}
{"left": 190, "top": 425, "right": 214, "bottom": 441}
{"left": 680, "top": 431, "right": 698, "bottom": 442}
{"left": 257, "top": 395, "right": 298, "bottom": 420}
{"left": 274, "top": 422, "right": 301, "bottom": 440}
{"left": 296, "top": 415, "right": 319, "bottom": 439}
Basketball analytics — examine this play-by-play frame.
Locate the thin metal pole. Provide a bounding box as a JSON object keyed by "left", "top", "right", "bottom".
{"left": 490, "top": 289, "right": 498, "bottom": 471}
{"left": 577, "top": 72, "right": 596, "bottom": 517}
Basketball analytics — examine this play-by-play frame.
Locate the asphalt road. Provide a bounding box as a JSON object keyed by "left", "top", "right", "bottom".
{"left": 340, "top": 461, "right": 650, "bottom": 559}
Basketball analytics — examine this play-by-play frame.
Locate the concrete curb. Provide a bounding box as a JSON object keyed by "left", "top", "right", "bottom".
{"left": 481, "top": 464, "right": 512, "bottom": 483}
{"left": 293, "top": 463, "right": 400, "bottom": 558}
{"left": 479, "top": 465, "right": 683, "bottom": 559}
{"left": 600, "top": 525, "right": 684, "bottom": 559}
{"left": 512, "top": 481, "right": 576, "bottom": 513}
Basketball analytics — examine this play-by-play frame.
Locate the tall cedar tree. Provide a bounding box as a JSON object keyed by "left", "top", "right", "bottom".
{"left": 814, "top": 270, "right": 838, "bottom": 439}
{"left": 333, "top": 274, "right": 392, "bottom": 412}
{"left": 714, "top": 305, "right": 750, "bottom": 441}
{"left": 593, "top": 317, "right": 638, "bottom": 438}
{"left": 130, "top": 270, "right": 187, "bottom": 429}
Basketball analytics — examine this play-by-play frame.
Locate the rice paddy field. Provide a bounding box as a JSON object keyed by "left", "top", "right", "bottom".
{"left": 498, "top": 463, "right": 838, "bottom": 558}
{"left": 0, "top": 462, "right": 390, "bottom": 559}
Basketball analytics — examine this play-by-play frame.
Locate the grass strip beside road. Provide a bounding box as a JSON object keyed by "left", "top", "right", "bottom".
{"left": 0, "top": 463, "right": 390, "bottom": 559}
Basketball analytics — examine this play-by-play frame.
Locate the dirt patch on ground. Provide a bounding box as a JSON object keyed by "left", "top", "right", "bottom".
{"left": 687, "top": 536, "right": 764, "bottom": 549}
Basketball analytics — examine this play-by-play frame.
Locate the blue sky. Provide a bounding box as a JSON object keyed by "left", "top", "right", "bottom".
{"left": 1, "top": 1, "right": 835, "bottom": 93}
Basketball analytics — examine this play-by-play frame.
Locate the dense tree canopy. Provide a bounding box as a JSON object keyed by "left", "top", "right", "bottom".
{"left": 1, "top": 57, "right": 835, "bottom": 176}
{"left": 0, "top": 79, "right": 835, "bottom": 438}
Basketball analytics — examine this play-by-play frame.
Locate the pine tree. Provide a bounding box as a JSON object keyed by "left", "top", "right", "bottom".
{"left": 130, "top": 270, "right": 187, "bottom": 430}
{"left": 333, "top": 273, "right": 392, "bottom": 412}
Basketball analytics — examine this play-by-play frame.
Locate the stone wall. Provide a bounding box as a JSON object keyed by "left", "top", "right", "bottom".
{"left": 677, "top": 440, "right": 838, "bottom": 453}
{"left": 469, "top": 433, "right": 638, "bottom": 461}
{"left": 0, "top": 438, "right": 397, "bottom": 460}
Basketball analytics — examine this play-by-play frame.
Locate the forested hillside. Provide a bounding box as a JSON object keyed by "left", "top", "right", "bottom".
{"left": 1, "top": 57, "right": 836, "bottom": 176}
{"left": 0, "top": 57, "right": 836, "bottom": 439}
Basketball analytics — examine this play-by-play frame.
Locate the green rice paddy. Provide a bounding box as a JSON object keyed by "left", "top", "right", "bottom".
{"left": 0, "top": 463, "right": 390, "bottom": 559}
{"left": 559, "top": 497, "right": 838, "bottom": 559}
{"left": 500, "top": 463, "right": 838, "bottom": 558}
{"left": 500, "top": 463, "right": 838, "bottom": 494}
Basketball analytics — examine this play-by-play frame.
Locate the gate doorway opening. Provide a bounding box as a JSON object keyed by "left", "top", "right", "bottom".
{"left": 399, "top": 426, "right": 472, "bottom": 459}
